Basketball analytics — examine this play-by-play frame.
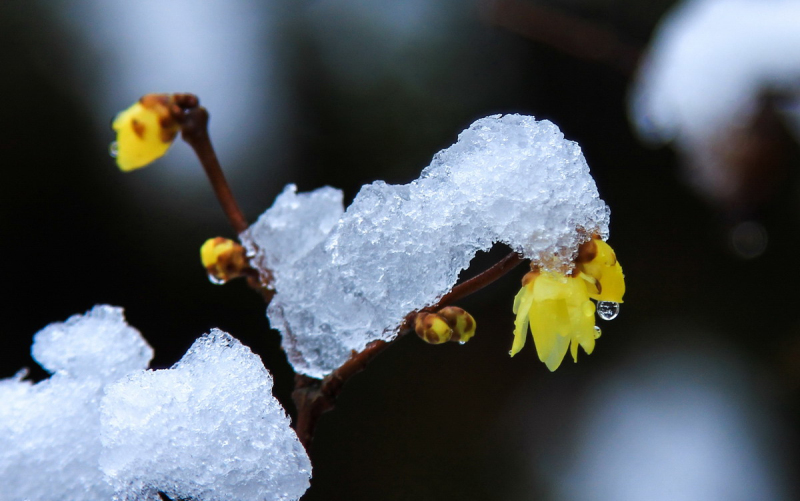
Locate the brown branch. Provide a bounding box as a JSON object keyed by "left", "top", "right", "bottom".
{"left": 433, "top": 251, "right": 524, "bottom": 310}
{"left": 172, "top": 94, "right": 249, "bottom": 235}
{"left": 480, "top": 0, "right": 642, "bottom": 76}
{"left": 291, "top": 251, "right": 525, "bottom": 449}
{"left": 171, "top": 94, "right": 528, "bottom": 449}
{"left": 292, "top": 340, "right": 389, "bottom": 447}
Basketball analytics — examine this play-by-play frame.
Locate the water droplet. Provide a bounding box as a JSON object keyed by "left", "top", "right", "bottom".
{"left": 596, "top": 301, "right": 620, "bottom": 321}
{"left": 593, "top": 326, "right": 602, "bottom": 339}
{"left": 458, "top": 341, "right": 467, "bottom": 346}
{"left": 109, "top": 141, "right": 119, "bottom": 158}
{"left": 207, "top": 273, "right": 226, "bottom": 285}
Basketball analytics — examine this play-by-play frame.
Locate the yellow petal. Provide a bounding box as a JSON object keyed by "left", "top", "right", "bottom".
{"left": 528, "top": 273, "right": 598, "bottom": 370}
{"left": 511, "top": 284, "right": 535, "bottom": 356}
{"left": 530, "top": 303, "right": 570, "bottom": 371}
{"left": 593, "top": 261, "right": 625, "bottom": 303}
{"left": 112, "top": 97, "right": 179, "bottom": 171}
{"left": 577, "top": 238, "right": 625, "bottom": 303}
{"left": 510, "top": 269, "right": 604, "bottom": 370}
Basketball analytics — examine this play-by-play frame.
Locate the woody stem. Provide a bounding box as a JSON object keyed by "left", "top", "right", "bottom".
{"left": 433, "top": 251, "right": 524, "bottom": 309}
{"left": 178, "top": 104, "right": 249, "bottom": 235}
{"left": 291, "top": 250, "right": 525, "bottom": 449}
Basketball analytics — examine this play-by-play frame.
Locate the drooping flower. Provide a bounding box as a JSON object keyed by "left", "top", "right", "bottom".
{"left": 511, "top": 236, "right": 625, "bottom": 371}
{"left": 111, "top": 94, "right": 179, "bottom": 171}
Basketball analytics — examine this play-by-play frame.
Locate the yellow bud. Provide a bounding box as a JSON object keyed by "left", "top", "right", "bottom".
{"left": 414, "top": 312, "right": 453, "bottom": 344}
{"left": 200, "top": 237, "right": 248, "bottom": 284}
{"left": 437, "top": 306, "right": 476, "bottom": 343}
{"left": 112, "top": 94, "right": 180, "bottom": 171}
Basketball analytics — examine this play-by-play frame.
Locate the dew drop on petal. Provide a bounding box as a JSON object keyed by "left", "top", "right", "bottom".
{"left": 596, "top": 301, "right": 620, "bottom": 321}
{"left": 593, "top": 325, "right": 602, "bottom": 339}
{"left": 109, "top": 141, "right": 119, "bottom": 158}
{"left": 207, "top": 273, "right": 226, "bottom": 285}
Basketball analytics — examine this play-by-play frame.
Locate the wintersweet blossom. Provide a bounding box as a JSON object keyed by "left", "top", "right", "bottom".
{"left": 511, "top": 237, "right": 625, "bottom": 371}
{"left": 111, "top": 94, "right": 179, "bottom": 171}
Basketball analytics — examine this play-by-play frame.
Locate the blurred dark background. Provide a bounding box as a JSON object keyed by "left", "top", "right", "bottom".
{"left": 2, "top": 0, "right": 798, "bottom": 499}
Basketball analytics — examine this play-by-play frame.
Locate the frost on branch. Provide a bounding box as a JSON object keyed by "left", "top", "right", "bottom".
{"left": 630, "top": 0, "right": 800, "bottom": 202}
{"left": 242, "top": 114, "right": 610, "bottom": 378}
{"left": 0, "top": 306, "right": 311, "bottom": 501}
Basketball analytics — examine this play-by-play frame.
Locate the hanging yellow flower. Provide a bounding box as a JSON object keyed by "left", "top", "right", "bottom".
{"left": 111, "top": 94, "right": 180, "bottom": 171}
{"left": 511, "top": 236, "right": 625, "bottom": 371}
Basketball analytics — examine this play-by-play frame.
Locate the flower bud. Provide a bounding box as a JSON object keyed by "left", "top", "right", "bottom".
{"left": 200, "top": 237, "right": 248, "bottom": 284}
{"left": 414, "top": 312, "right": 452, "bottom": 344}
{"left": 111, "top": 94, "right": 180, "bottom": 171}
{"left": 437, "top": 306, "right": 476, "bottom": 343}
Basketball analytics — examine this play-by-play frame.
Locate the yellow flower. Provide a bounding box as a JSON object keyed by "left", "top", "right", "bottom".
{"left": 111, "top": 94, "right": 179, "bottom": 171}
{"left": 511, "top": 237, "right": 625, "bottom": 371}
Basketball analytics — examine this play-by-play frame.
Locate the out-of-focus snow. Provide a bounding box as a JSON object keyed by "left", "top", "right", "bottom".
{"left": 0, "top": 307, "right": 310, "bottom": 501}
{"left": 632, "top": 0, "right": 800, "bottom": 144}
{"left": 543, "top": 343, "right": 791, "bottom": 501}
{"left": 630, "top": 0, "right": 800, "bottom": 199}
{"left": 242, "top": 114, "right": 610, "bottom": 378}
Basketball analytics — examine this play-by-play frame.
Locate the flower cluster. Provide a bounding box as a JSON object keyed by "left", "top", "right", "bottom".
{"left": 415, "top": 306, "right": 477, "bottom": 345}
{"left": 511, "top": 236, "right": 625, "bottom": 371}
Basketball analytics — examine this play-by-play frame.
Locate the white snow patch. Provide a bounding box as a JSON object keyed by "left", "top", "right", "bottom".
{"left": 242, "top": 114, "right": 609, "bottom": 377}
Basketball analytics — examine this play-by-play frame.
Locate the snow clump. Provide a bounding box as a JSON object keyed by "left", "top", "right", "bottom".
{"left": 242, "top": 114, "right": 610, "bottom": 378}
{"left": 0, "top": 305, "right": 311, "bottom": 501}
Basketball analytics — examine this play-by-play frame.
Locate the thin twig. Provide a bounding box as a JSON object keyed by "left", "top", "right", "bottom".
{"left": 291, "top": 251, "right": 525, "bottom": 449}
{"left": 173, "top": 95, "right": 249, "bottom": 234}
{"left": 481, "top": 0, "right": 642, "bottom": 76}
{"left": 174, "top": 94, "right": 528, "bottom": 449}
{"left": 292, "top": 340, "right": 389, "bottom": 447}
{"left": 434, "top": 251, "right": 524, "bottom": 309}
